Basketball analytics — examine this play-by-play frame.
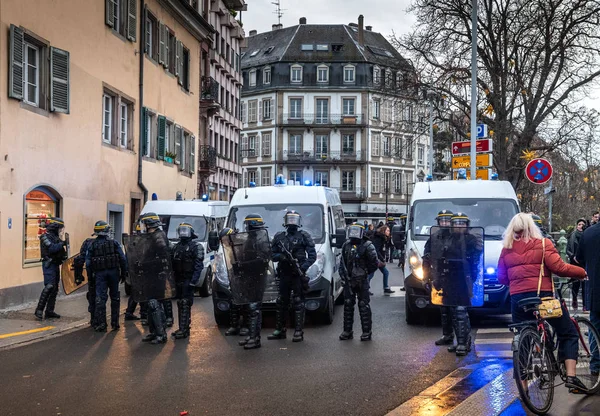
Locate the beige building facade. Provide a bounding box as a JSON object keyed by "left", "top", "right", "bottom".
{"left": 0, "top": 0, "right": 215, "bottom": 308}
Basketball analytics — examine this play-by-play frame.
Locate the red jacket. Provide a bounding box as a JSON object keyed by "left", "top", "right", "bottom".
{"left": 497, "top": 238, "right": 586, "bottom": 295}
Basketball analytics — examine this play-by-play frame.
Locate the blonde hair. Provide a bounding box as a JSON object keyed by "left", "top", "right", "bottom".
{"left": 503, "top": 213, "right": 543, "bottom": 249}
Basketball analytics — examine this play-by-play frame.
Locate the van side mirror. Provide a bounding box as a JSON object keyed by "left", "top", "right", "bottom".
{"left": 391, "top": 225, "right": 406, "bottom": 250}
{"left": 331, "top": 227, "right": 346, "bottom": 249}
{"left": 208, "top": 231, "right": 220, "bottom": 252}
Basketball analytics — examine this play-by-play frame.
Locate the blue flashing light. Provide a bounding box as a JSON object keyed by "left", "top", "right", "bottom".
{"left": 275, "top": 174, "right": 286, "bottom": 185}
{"left": 457, "top": 168, "right": 467, "bottom": 180}
{"left": 249, "top": 181, "right": 257, "bottom": 188}
{"left": 426, "top": 174, "right": 433, "bottom": 182}
{"left": 315, "top": 182, "right": 321, "bottom": 186}
{"left": 304, "top": 180, "right": 313, "bottom": 186}
{"left": 491, "top": 173, "right": 499, "bottom": 180}
{"left": 201, "top": 194, "right": 209, "bottom": 202}
{"left": 486, "top": 267, "right": 496, "bottom": 275}
{"left": 152, "top": 193, "right": 158, "bottom": 201}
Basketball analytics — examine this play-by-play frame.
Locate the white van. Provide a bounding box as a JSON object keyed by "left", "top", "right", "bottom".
{"left": 403, "top": 178, "right": 520, "bottom": 324}
{"left": 210, "top": 183, "right": 347, "bottom": 326}
{"left": 140, "top": 199, "right": 229, "bottom": 297}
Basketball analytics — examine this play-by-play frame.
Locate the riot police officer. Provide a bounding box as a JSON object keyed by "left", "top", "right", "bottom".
{"left": 125, "top": 218, "right": 146, "bottom": 323}
{"left": 35, "top": 217, "right": 68, "bottom": 320}
{"left": 170, "top": 223, "right": 204, "bottom": 339}
{"left": 268, "top": 210, "right": 317, "bottom": 343}
{"left": 140, "top": 212, "right": 171, "bottom": 344}
{"left": 222, "top": 227, "right": 249, "bottom": 339}
{"left": 339, "top": 223, "right": 379, "bottom": 341}
{"left": 74, "top": 235, "right": 96, "bottom": 326}
{"left": 85, "top": 221, "right": 128, "bottom": 332}
{"left": 423, "top": 210, "right": 454, "bottom": 346}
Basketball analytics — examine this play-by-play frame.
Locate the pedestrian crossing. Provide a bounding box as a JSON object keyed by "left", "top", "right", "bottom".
{"left": 474, "top": 327, "right": 514, "bottom": 359}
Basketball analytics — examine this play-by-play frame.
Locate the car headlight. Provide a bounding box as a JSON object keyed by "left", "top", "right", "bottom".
{"left": 306, "top": 253, "right": 325, "bottom": 283}
{"left": 213, "top": 252, "right": 229, "bottom": 286}
{"left": 413, "top": 266, "right": 424, "bottom": 280}
{"left": 408, "top": 249, "right": 424, "bottom": 280}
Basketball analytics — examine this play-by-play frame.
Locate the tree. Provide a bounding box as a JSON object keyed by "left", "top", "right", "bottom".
{"left": 394, "top": 0, "right": 600, "bottom": 190}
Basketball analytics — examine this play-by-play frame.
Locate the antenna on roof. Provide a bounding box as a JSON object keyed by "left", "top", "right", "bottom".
{"left": 272, "top": 0, "right": 286, "bottom": 25}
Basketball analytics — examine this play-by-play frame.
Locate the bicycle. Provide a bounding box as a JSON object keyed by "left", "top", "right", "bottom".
{"left": 509, "top": 279, "right": 600, "bottom": 415}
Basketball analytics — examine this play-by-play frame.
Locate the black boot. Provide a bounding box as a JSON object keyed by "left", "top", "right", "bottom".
{"left": 35, "top": 284, "right": 54, "bottom": 320}
{"left": 94, "top": 297, "right": 108, "bottom": 332}
{"left": 244, "top": 303, "right": 262, "bottom": 350}
{"left": 339, "top": 299, "right": 354, "bottom": 341}
{"left": 173, "top": 299, "right": 191, "bottom": 340}
{"left": 268, "top": 300, "right": 287, "bottom": 340}
{"left": 435, "top": 306, "right": 454, "bottom": 346}
{"left": 454, "top": 307, "right": 471, "bottom": 356}
{"left": 225, "top": 304, "right": 241, "bottom": 336}
{"left": 110, "top": 293, "right": 120, "bottom": 330}
{"left": 44, "top": 284, "right": 60, "bottom": 319}
{"left": 163, "top": 300, "right": 174, "bottom": 327}
{"left": 145, "top": 300, "right": 167, "bottom": 344}
{"left": 358, "top": 300, "right": 372, "bottom": 341}
{"left": 292, "top": 300, "right": 305, "bottom": 343}
{"left": 140, "top": 302, "right": 148, "bottom": 326}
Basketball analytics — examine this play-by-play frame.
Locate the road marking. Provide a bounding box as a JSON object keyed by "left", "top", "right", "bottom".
{"left": 0, "top": 326, "right": 55, "bottom": 339}
{"left": 474, "top": 328, "right": 513, "bottom": 359}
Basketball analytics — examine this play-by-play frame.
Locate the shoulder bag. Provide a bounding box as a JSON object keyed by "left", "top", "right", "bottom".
{"left": 537, "top": 238, "right": 563, "bottom": 319}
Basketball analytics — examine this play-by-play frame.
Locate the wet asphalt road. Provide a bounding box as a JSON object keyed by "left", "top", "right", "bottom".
{"left": 0, "top": 268, "right": 479, "bottom": 416}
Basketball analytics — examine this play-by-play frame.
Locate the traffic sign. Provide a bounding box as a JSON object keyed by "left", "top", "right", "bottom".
{"left": 451, "top": 139, "right": 493, "bottom": 155}
{"left": 525, "top": 159, "right": 553, "bottom": 184}
{"left": 452, "top": 154, "right": 493, "bottom": 169}
{"left": 477, "top": 124, "right": 488, "bottom": 138}
{"left": 453, "top": 168, "right": 491, "bottom": 180}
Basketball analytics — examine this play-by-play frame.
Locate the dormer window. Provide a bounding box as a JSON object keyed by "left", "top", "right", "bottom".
{"left": 316, "top": 44, "right": 328, "bottom": 51}
{"left": 373, "top": 66, "right": 381, "bottom": 84}
{"left": 250, "top": 50, "right": 260, "bottom": 57}
{"left": 317, "top": 65, "right": 329, "bottom": 83}
{"left": 301, "top": 44, "right": 314, "bottom": 51}
{"left": 344, "top": 65, "right": 355, "bottom": 83}
{"left": 249, "top": 69, "right": 257, "bottom": 87}
{"left": 264, "top": 46, "right": 274, "bottom": 55}
{"left": 291, "top": 64, "right": 303, "bottom": 83}
{"left": 263, "top": 67, "right": 271, "bottom": 84}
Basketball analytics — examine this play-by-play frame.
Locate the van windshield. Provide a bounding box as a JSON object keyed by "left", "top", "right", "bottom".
{"left": 227, "top": 204, "right": 325, "bottom": 244}
{"left": 411, "top": 199, "right": 518, "bottom": 240}
{"left": 159, "top": 215, "right": 208, "bottom": 241}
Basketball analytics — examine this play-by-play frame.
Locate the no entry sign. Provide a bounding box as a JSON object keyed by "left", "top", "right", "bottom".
{"left": 526, "top": 159, "right": 553, "bottom": 184}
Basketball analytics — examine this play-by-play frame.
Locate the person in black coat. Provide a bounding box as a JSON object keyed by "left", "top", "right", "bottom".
{"left": 368, "top": 225, "right": 394, "bottom": 294}
{"left": 575, "top": 222, "right": 597, "bottom": 375}
{"left": 568, "top": 218, "right": 587, "bottom": 310}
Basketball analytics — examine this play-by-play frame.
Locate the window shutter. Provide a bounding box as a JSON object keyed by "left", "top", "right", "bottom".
{"left": 141, "top": 107, "right": 148, "bottom": 156}
{"left": 8, "top": 25, "right": 24, "bottom": 101}
{"left": 105, "top": 0, "right": 116, "bottom": 28}
{"left": 372, "top": 170, "right": 379, "bottom": 194}
{"left": 175, "top": 125, "right": 183, "bottom": 170}
{"left": 157, "top": 115, "right": 166, "bottom": 160}
{"left": 50, "top": 47, "right": 70, "bottom": 114}
{"left": 243, "top": 170, "right": 248, "bottom": 187}
{"left": 127, "top": 0, "right": 137, "bottom": 41}
{"left": 258, "top": 100, "right": 262, "bottom": 121}
{"left": 372, "top": 135, "right": 379, "bottom": 156}
{"left": 189, "top": 135, "right": 195, "bottom": 174}
{"left": 391, "top": 137, "right": 397, "bottom": 157}
{"left": 159, "top": 23, "right": 166, "bottom": 65}
{"left": 242, "top": 136, "right": 248, "bottom": 151}
{"left": 270, "top": 100, "right": 274, "bottom": 120}
{"left": 242, "top": 102, "right": 247, "bottom": 123}
{"left": 175, "top": 39, "right": 182, "bottom": 80}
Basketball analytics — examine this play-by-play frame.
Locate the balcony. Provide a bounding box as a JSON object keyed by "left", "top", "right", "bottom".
{"left": 232, "top": 25, "right": 245, "bottom": 40}
{"left": 278, "top": 150, "right": 365, "bottom": 164}
{"left": 223, "top": 0, "right": 247, "bottom": 11}
{"left": 333, "top": 188, "right": 366, "bottom": 202}
{"left": 282, "top": 113, "right": 365, "bottom": 127}
{"left": 200, "top": 76, "right": 220, "bottom": 115}
{"left": 198, "top": 145, "right": 217, "bottom": 174}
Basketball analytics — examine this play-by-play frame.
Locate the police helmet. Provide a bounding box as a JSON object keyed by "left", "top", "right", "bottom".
{"left": 387, "top": 216, "right": 395, "bottom": 222}
{"left": 46, "top": 217, "right": 65, "bottom": 232}
{"left": 93, "top": 220, "right": 111, "bottom": 236}
{"left": 177, "top": 222, "right": 197, "bottom": 239}
{"left": 436, "top": 210, "right": 453, "bottom": 225}
{"left": 347, "top": 223, "right": 365, "bottom": 240}
{"left": 451, "top": 212, "right": 470, "bottom": 227}
{"left": 219, "top": 227, "right": 234, "bottom": 239}
{"left": 244, "top": 214, "right": 266, "bottom": 231}
{"left": 140, "top": 212, "right": 162, "bottom": 228}
{"left": 283, "top": 210, "right": 302, "bottom": 227}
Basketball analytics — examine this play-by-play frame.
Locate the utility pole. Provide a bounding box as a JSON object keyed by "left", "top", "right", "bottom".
{"left": 429, "top": 98, "right": 434, "bottom": 178}
{"left": 469, "top": 0, "right": 478, "bottom": 180}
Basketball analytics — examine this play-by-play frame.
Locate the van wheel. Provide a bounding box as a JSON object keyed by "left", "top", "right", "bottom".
{"left": 198, "top": 268, "right": 213, "bottom": 298}
{"left": 405, "top": 297, "right": 420, "bottom": 325}
{"left": 319, "top": 290, "right": 335, "bottom": 325}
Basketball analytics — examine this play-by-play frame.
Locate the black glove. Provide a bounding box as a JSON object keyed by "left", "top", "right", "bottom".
{"left": 120, "top": 272, "right": 127, "bottom": 284}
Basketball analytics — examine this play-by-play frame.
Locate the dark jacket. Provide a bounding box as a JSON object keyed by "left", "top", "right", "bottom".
{"left": 575, "top": 224, "right": 600, "bottom": 311}
{"left": 567, "top": 229, "right": 583, "bottom": 263}
{"left": 370, "top": 231, "right": 387, "bottom": 262}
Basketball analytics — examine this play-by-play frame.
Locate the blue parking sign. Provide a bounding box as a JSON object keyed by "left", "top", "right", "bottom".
{"left": 476, "top": 124, "right": 488, "bottom": 138}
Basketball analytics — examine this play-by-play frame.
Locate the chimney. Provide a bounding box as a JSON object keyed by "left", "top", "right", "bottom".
{"left": 366, "top": 25, "right": 372, "bottom": 31}
{"left": 249, "top": 29, "right": 257, "bottom": 36}
{"left": 358, "top": 15, "right": 364, "bottom": 46}
{"left": 299, "top": 17, "right": 307, "bottom": 24}
{"left": 272, "top": 23, "right": 283, "bottom": 31}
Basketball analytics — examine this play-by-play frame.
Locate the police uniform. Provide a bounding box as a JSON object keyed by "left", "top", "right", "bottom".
{"left": 35, "top": 218, "right": 68, "bottom": 320}
{"left": 222, "top": 227, "right": 250, "bottom": 339}
{"left": 268, "top": 211, "right": 317, "bottom": 343}
{"left": 74, "top": 237, "right": 96, "bottom": 325}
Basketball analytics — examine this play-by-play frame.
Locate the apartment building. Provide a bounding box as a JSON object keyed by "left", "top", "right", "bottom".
{"left": 0, "top": 0, "right": 213, "bottom": 307}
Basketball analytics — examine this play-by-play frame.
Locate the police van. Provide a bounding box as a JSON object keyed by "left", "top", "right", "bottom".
{"left": 402, "top": 176, "right": 520, "bottom": 324}
{"left": 209, "top": 177, "right": 347, "bottom": 326}
{"left": 140, "top": 197, "right": 229, "bottom": 297}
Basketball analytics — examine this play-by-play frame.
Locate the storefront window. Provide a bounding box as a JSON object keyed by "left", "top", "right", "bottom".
{"left": 24, "top": 188, "right": 58, "bottom": 263}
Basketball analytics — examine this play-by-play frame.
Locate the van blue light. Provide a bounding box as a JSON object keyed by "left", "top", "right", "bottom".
{"left": 201, "top": 194, "right": 209, "bottom": 201}
{"left": 152, "top": 193, "right": 158, "bottom": 200}
{"left": 486, "top": 267, "right": 495, "bottom": 275}
{"left": 304, "top": 180, "right": 313, "bottom": 186}
{"left": 275, "top": 174, "right": 286, "bottom": 185}
{"left": 249, "top": 181, "right": 257, "bottom": 187}
{"left": 491, "top": 173, "right": 499, "bottom": 180}
{"left": 457, "top": 168, "right": 467, "bottom": 180}
{"left": 426, "top": 174, "right": 433, "bottom": 182}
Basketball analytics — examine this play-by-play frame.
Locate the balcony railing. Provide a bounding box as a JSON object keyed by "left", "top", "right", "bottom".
{"left": 240, "top": 149, "right": 271, "bottom": 158}
{"left": 282, "top": 113, "right": 365, "bottom": 126}
{"left": 333, "top": 187, "right": 366, "bottom": 201}
{"left": 279, "top": 150, "right": 365, "bottom": 163}
{"left": 198, "top": 145, "right": 217, "bottom": 173}
{"left": 201, "top": 76, "right": 219, "bottom": 102}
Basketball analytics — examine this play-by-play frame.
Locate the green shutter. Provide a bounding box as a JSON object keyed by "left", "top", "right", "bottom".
{"left": 141, "top": 107, "right": 148, "bottom": 156}
{"left": 50, "top": 47, "right": 70, "bottom": 114}
{"left": 126, "top": 0, "right": 137, "bottom": 41}
{"left": 175, "top": 125, "right": 183, "bottom": 170}
{"left": 189, "top": 135, "right": 195, "bottom": 174}
{"left": 157, "top": 115, "right": 166, "bottom": 160}
{"left": 8, "top": 24, "right": 24, "bottom": 100}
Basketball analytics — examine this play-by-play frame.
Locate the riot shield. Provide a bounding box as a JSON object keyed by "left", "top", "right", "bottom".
{"left": 428, "top": 226, "right": 484, "bottom": 307}
{"left": 222, "top": 229, "right": 277, "bottom": 304}
{"left": 61, "top": 255, "right": 88, "bottom": 295}
{"left": 123, "top": 232, "right": 176, "bottom": 303}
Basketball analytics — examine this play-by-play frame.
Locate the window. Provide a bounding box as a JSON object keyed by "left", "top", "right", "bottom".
{"left": 332, "top": 44, "right": 344, "bottom": 52}
{"left": 344, "top": 65, "right": 355, "bottom": 83}
{"left": 385, "top": 70, "right": 393, "bottom": 88}
{"left": 342, "top": 98, "right": 355, "bottom": 115}
{"left": 105, "top": 0, "right": 137, "bottom": 41}
{"left": 315, "top": 171, "right": 329, "bottom": 187}
{"left": 290, "top": 98, "right": 303, "bottom": 119}
{"left": 248, "top": 100, "right": 257, "bottom": 122}
{"left": 404, "top": 105, "right": 413, "bottom": 122}
{"left": 103, "top": 90, "right": 133, "bottom": 149}
{"left": 249, "top": 70, "right": 257, "bottom": 87}
{"left": 264, "top": 46, "right": 275, "bottom": 55}
{"left": 289, "top": 134, "right": 303, "bottom": 154}
{"left": 23, "top": 43, "right": 40, "bottom": 106}
{"left": 262, "top": 99, "right": 272, "bottom": 120}
{"left": 315, "top": 135, "right": 328, "bottom": 158}
{"left": 181, "top": 46, "right": 190, "bottom": 91}
{"left": 373, "top": 66, "right": 381, "bottom": 85}
{"left": 119, "top": 102, "right": 129, "bottom": 148}
{"left": 342, "top": 134, "right": 355, "bottom": 154}
{"left": 289, "top": 170, "right": 302, "bottom": 184}
{"left": 248, "top": 170, "right": 257, "bottom": 186}
{"left": 262, "top": 133, "right": 272, "bottom": 156}
{"left": 102, "top": 94, "right": 113, "bottom": 144}
{"left": 250, "top": 50, "right": 260, "bottom": 57}
{"left": 383, "top": 101, "right": 393, "bottom": 122}
{"left": 372, "top": 134, "right": 380, "bottom": 156}
{"left": 418, "top": 144, "right": 425, "bottom": 166}
{"left": 261, "top": 168, "right": 271, "bottom": 186}
{"left": 301, "top": 44, "right": 314, "bottom": 51}
{"left": 317, "top": 65, "right": 329, "bottom": 83}
{"left": 248, "top": 135, "right": 257, "bottom": 156}
{"left": 394, "top": 137, "right": 403, "bottom": 158}
{"left": 382, "top": 136, "right": 390, "bottom": 156}
{"left": 165, "top": 121, "right": 172, "bottom": 155}
{"left": 263, "top": 67, "right": 271, "bottom": 84}
{"left": 241, "top": 102, "right": 246, "bottom": 123}
{"left": 405, "top": 137, "right": 414, "bottom": 159}
{"left": 394, "top": 171, "right": 403, "bottom": 194}
{"left": 291, "top": 65, "right": 303, "bottom": 83}
{"left": 143, "top": 109, "right": 154, "bottom": 157}
{"left": 316, "top": 44, "right": 328, "bottom": 51}
{"left": 145, "top": 12, "right": 158, "bottom": 60}
{"left": 372, "top": 170, "right": 381, "bottom": 194}
{"left": 342, "top": 171, "right": 355, "bottom": 191}
{"left": 316, "top": 99, "right": 329, "bottom": 123}
{"left": 373, "top": 100, "right": 380, "bottom": 120}
{"left": 24, "top": 187, "right": 60, "bottom": 263}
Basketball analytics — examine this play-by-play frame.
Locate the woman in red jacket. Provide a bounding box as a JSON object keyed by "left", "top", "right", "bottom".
{"left": 497, "top": 213, "right": 588, "bottom": 394}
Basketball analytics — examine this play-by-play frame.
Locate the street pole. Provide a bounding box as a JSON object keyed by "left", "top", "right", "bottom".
{"left": 548, "top": 178, "right": 553, "bottom": 233}
{"left": 429, "top": 98, "right": 434, "bottom": 178}
{"left": 470, "top": 0, "right": 478, "bottom": 180}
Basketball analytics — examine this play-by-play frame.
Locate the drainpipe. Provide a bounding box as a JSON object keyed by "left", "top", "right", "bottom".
{"left": 138, "top": 0, "right": 148, "bottom": 203}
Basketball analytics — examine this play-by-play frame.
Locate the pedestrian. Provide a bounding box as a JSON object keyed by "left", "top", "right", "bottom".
{"left": 575, "top": 211, "right": 600, "bottom": 377}
{"left": 497, "top": 213, "right": 588, "bottom": 394}
{"left": 368, "top": 225, "right": 394, "bottom": 294}
{"left": 386, "top": 216, "right": 397, "bottom": 262}
{"left": 34, "top": 217, "right": 68, "bottom": 320}
{"left": 397, "top": 213, "right": 408, "bottom": 269}
{"left": 170, "top": 223, "right": 204, "bottom": 340}
{"left": 590, "top": 211, "right": 599, "bottom": 226}
{"left": 222, "top": 228, "right": 250, "bottom": 339}
{"left": 567, "top": 218, "right": 587, "bottom": 310}
{"left": 365, "top": 223, "right": 375, "bottom": 239}
{"left": 268, "top": 210, "right": 317, "bottom": 343}
{"left": 74, "top": 235, "right": 96, "bottom": 326}
{"left": 423, "top": 210, "right": 454, "bottom": 347}
{"left": 339, "top": 223, "right": 379, "bottom": 341}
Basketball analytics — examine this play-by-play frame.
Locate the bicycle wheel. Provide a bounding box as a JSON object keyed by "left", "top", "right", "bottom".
{"left": 574, "top": 317, "right": 600, "bottom": 394}
{"left": 513, "top": 327, "right": 555, "bottom": 415}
